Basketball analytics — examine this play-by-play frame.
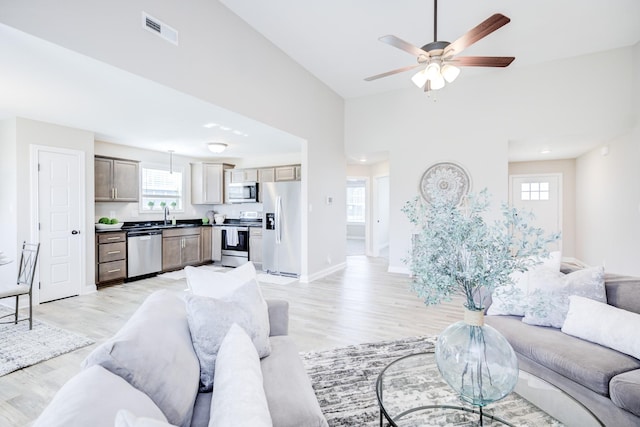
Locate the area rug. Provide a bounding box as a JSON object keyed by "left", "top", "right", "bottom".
{"left": 0, "top": 310, "right": 94, "bottom": 377}
{"left": 301, "top": 336, "right": 562, "bottom": 427}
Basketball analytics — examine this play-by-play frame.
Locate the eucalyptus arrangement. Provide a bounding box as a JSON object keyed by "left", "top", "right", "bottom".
{"left": 402, "top": 188, "right": 560, "bottom": 311}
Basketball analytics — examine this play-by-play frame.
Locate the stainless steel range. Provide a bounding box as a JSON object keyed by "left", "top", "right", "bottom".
{"left": 220, "top": 211, "right": 261, "bottom": 267}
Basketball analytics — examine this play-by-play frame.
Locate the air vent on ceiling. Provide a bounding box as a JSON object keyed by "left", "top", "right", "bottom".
{"left": 142, "top": 12, "right": 178, "bottom": 45}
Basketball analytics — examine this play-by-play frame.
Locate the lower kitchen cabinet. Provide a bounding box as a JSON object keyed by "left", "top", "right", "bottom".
{"left": 162, "top": 228, "right": 202, "bottom": 271}
{"left": 212, "top": 227, "right": 222, "bottom": 262}
{"left": 96, "top": 231, "right": 127, "bottom": 285}
{"left": 249, "top": 227, "right": 263, "bottom": 269}
{"left": 201, "top": 227, "right": 212, "bottom": 262}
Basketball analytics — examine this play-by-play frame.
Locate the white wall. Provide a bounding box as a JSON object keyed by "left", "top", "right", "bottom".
{"left": 0, "top": 1, "right": 346, "bottom": 281}
{"left": 575, "top": 128, "right": 640, "bottom": 275}
{"left": 574, "top": 43, "right": 640, "bottom": 276}
{"left": 0, "top": 119, "right": 18, "bottom": 288}
{"left": 346, "top": 47, "right": 635, "bottom": 272}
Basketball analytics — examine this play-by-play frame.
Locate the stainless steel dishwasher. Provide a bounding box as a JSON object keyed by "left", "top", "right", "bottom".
{"left": 127, "top": 229, "right": 163, "bottom": 278}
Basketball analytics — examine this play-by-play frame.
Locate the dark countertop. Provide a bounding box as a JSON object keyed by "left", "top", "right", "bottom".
{"left": 96, "top": 219, "right": 263, "bottom": 233}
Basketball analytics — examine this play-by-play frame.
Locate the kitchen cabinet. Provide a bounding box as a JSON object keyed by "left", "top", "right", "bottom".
{"left": 212, "top": 227, "right": 222, "bottom": 262}
{"left": 191, "top": 163, "right": 233, "bottom": 205}
{"left": 96, "top": 231, "right": 127, "bottom": 285}
{"left": 162, "top": 228, "right": 202, "bottom": 271}
{"left": 258, "top": 168, "right": 275, "bottom": 183}
{"left": 230, "top": 168, "right": 258, "bottom": 183}
{"left": 249, "top": 227, "right": 263, "bottom": 269}
{"left": 275, "top": 165, "right": 301, "bottom": 182}
{"left": 95, "top": 156, "right": 139, "bottom": 202}
{"left": 201, "top": 226, "right": 212, "bottom": 262}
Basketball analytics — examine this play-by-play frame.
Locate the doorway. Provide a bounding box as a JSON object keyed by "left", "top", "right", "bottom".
{"left": 32, "top": 146, "right": 84, "bottom": 303}
{"left": 373, "top": 175, "right": 389, "bottom": 258}
{"left": 346, "top": 178, "right": 367, "bottom": 256}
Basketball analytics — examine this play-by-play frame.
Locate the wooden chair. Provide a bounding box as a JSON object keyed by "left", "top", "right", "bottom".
{"left": 0, "top": 242, "right": 40, "bottom": 330}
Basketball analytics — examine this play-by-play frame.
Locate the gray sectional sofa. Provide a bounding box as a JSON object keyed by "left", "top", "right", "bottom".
{"left": 486, "top": 273, "right": 640, "bottom": 427}
{"left": 33, "top": 290, "right": 328, "bottom": 427}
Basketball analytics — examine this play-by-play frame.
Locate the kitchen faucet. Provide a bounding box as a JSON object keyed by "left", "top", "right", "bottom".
{"left": 164, "top": 206, "right": 170, "bottom": 225}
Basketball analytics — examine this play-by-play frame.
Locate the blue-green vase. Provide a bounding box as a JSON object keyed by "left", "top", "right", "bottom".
{"left": 435, "top": 308, "right": 518, "bottom": 407}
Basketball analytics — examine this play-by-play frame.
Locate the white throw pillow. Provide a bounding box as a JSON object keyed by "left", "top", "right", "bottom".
{"left": 185, "top": 279, "right": 271, "bottom": 392}
{"left": 523, "top": 266, "right": 606, "bottom": 328}
{"left": 33, "top": 366, "right": 167, "bottom": 427}
{"left": 185, "top": 262, "right": 261, "bottom": 298}
{"left": 209, "top": 324, "right": 273, "bottom": 427}
{"left": 562, "top": 296, "right": 640, "bottom": 360}
{"left": 115, "top": 410, "right": 177, "bottom": 427}
{"left": 487, "top": 251, "right": 561, "bottom": 316}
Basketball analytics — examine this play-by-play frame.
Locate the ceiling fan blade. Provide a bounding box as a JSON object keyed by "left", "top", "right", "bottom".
{"left": 364, "top": 64, "right": 422, "bottom": 81}
{"left": 379, "top": 35, "right": 429, "bottom": 58}
{"left": 448, "top": 56, "right": 515, "bottom": 67}
{"left": 444, "top": 13, "right": 511, "bottom": 57}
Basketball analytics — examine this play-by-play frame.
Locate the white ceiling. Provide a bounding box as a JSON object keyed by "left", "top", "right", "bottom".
{"left": 1, "top": 1, "right": 639, "bottom": 163}
{"left": 222, "top": 0, "right": 640, "bottom": 99}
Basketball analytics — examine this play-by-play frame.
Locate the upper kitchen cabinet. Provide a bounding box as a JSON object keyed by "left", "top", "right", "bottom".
{"left": 275, "top": 165, "right": 301, "bottom": 181}
{"left": 258, "top": 167, "right": 275, "bottom": 183}
{"left": 95, "top": 156, "right": 139, "bottom": 202}
{"left": 191, "top": 162, "right": 233, "bottom": 204}
{"left": 230, "top": 168, "right": 258, "bottom": 183}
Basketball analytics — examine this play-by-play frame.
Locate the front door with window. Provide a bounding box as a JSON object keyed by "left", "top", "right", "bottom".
{"left": 509, "top": 174, "right": 562, "bottom": 252}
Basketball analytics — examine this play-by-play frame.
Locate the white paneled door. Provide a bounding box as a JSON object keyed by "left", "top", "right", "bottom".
{"left": 38, "top": 149, "right": 82, "bottom": 302}
{"left": 509, "top": 174, "right": 562, "bottom": 252}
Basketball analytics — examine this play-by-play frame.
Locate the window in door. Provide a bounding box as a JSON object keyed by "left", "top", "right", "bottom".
{"left": 140, "top": 164, "right": 184, "bottom": 212}
{"left": 520, "top": 182, "right": 549, "bottom": 201}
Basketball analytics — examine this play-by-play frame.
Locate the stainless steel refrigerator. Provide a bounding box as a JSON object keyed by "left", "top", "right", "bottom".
{"left": 262, "top": 181, "right": 301, "bottom": 277}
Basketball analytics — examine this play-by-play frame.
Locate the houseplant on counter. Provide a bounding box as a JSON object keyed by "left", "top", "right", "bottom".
{"left": 402, "top": 189, "right": 559, "bottom": 408}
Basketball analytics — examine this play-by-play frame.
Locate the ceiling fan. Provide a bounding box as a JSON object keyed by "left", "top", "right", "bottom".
{"left": 365, "top": 0, "right": 515, "bottom": 92}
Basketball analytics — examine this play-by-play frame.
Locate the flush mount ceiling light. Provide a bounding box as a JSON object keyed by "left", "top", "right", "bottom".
{"left": 365, "top": 0, "right": 515, "bottom": 93}
{"left": 207, "top": 142, "right": 228, "bottom": 153}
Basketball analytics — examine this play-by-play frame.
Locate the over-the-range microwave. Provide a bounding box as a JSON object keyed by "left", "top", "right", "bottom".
{"left": 228, "top": 182, "right": 258, "bottom": 203}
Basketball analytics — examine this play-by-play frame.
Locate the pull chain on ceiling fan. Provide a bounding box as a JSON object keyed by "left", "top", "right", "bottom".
{"left": 365, "top": 0, "right": 515, "bottom": 92}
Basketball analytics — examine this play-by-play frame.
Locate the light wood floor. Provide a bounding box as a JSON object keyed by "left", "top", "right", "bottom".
{"left": 0, "top": 255, "right": 465, "bottom": 427}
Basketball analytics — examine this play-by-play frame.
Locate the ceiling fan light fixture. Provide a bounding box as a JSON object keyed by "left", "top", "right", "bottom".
{"left": 411, "top": 69, "right": 429, "bottom": 88}
{"left": 425, "top": 62, "right": 441, "bottom": 80}
{"left": 430, "top": 74, "right": 446, "bottom": 90}
{"left": 207, "top": 142, "right": 228, "bottom": 153}
{"left": 441, "top": 64, "right": 460, "bottom": 83}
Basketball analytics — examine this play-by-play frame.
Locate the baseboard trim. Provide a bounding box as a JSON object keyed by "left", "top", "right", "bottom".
{"left": 300, "top": 262, "right": 347, "bottom": 283}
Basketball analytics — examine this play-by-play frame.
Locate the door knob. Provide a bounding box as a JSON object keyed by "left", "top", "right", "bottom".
{"left": 71, "top": 230, "right": 80, "bottom": 235}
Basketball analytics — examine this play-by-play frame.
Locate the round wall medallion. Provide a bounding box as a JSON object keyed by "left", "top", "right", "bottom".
{"left": 420, "top": 162, "right": 471, "bottom": 205}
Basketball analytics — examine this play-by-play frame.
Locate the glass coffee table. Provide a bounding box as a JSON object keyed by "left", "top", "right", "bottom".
{"left": 376, "top": 352, "right": 604, "bottom": 427}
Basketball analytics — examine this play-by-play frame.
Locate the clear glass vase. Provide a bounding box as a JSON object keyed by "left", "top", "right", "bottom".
{"left": 435, "top": 308, "right": 519, "bottom": 407}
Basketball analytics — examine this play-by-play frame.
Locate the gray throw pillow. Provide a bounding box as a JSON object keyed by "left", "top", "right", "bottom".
{"left": 185, "top": 279, "right": 271, "bottom": 392}
{"left": 81, "top": 291, "right": 200, "bottom": 427}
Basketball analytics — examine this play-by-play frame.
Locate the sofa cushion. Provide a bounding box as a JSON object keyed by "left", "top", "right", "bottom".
{"left": 523, "top": 266, "right": 606, "bottom": 328}
{"left": 33, "top": 366, "right": 167, "bottom": 427}
{"left": 82, "top": 291, "right": 200, "bottom": 427}
{"left": 487, "top": 251, "right": 561, "bottom": 316}
{"left": 262, "top": 336, "right": 328, "bottom": 427}
{"left": 562, "top": 295, "right": 640, "bottom": 360}
{"left": 185, "top": 280, "right": 271, "bottom": 391}
{"left": 116, "top": 410, "right": 177, "bottom": 427}
{"left": 605, "top": 275, "right": 640, "bottom": 315}
{"left": 209, "top": 324, "right": 273, "bottom": 427}
{"left": 610, "top": 369, "right": 640, "bottom": 417}
{"left": 185, "top": 261, "right": 262, "bottom": 298}
{"left": 485, "top": 315, "right": 640, "bottom": 396}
